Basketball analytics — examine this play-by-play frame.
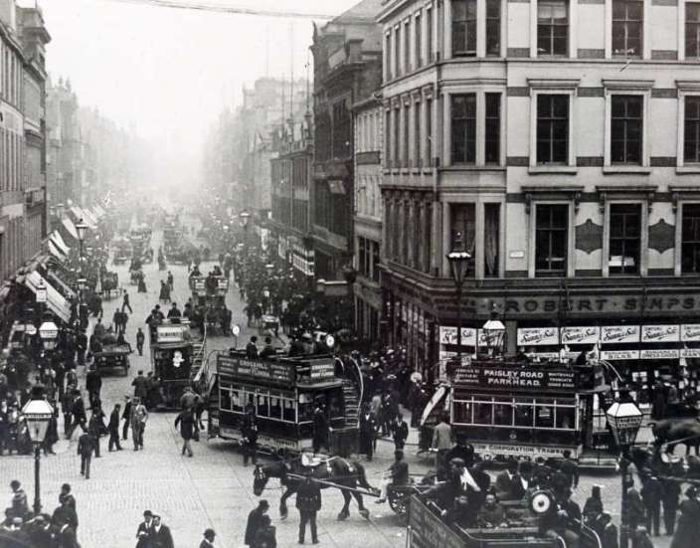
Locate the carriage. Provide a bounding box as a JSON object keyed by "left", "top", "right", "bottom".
{"left": 101, "top": 271, "right": 119, "bottom": 299}
{"left": 407, "top": 495, "right": 602, "bottom": 548}
{"left": 189, "top": 275, "right": 230, "bottom": 334}
{"left": 149, "top": 321, "right": 204, "bottom": 408}
{"left": 112, "top": 238, "right": 131, "bottom": 265}
{"left": 208, "top": 351, "right": 361, "bottom": 456}
{"left": 420, "top": 358, "right": 616, "bottom": 469}
{"left": 94, "top": 342, "right": 132, "bottom": 376}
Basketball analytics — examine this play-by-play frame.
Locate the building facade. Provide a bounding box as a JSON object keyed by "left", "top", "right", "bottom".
{"left": 379, "top": 0, "right": 700, "bottom": 385}
{"left": 0, "top": 1, "right": 49, "bottom": 282}
{"left": 270, "top": 115, "right": 316, "bottom": 283}
{"left": 310, "top": 0, "right": 383, "bottom": 282}
{"left": 353, "top": 97, "right": 383, "bottom": 342}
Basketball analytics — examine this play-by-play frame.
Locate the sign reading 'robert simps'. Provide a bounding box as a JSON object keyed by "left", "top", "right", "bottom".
{"left": 453, "top": 366, "right": 578, "bottom": 390}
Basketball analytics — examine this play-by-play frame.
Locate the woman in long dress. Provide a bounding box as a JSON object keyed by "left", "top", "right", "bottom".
{"left": 671, "top": 486, "right": 700, "bottom": 548}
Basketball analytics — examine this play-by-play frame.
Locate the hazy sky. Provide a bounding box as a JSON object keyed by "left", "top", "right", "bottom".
{"left": 25, "top": 0, "right": 358, "bottom": 162}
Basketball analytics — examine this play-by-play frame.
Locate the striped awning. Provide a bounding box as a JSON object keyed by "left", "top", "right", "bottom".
{"left": 62, "top": 217, "right": 78, "bottom": 241}
{"left": 50, "top": 231, "right": 71, "bottom": 256}
{"left": 24, "top": 271, "right": 71, "bottom": 323}
{"left": 48, "top": 240, "right": 67, "bottom": 260}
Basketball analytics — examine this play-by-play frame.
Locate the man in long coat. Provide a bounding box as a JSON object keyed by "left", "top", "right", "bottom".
{"left": 244, "top": 500, "right": 270, "bottom": 547}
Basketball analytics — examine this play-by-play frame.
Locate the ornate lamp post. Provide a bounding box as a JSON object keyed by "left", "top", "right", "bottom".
{"left": 75, "top": 218, "right": 89, "bottom": 264}
{"left": 446, "top": 250, "right": 471, "bottom": 362}
{"left": 606, "top": 399, "right": 643, "bottom": 548}
{"left": 22, "top": 393, "right": 54, "bottom": 515}
{"left": 240, "top": 210, "right": 251, "bottom": 253}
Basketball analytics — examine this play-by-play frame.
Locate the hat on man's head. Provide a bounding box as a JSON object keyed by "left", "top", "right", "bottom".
{"left": 143, "top": 510, "right": 153, "bottom": 518}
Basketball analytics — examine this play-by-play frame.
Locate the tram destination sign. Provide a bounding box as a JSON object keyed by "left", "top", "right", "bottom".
{"left": 453, "top": 366, "right": 578, "bottom": 390}
{"left": 218, "top": 355, "right": 295, "bottom": 385}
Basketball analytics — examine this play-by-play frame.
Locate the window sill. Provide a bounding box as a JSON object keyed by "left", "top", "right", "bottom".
{"left": 676, "top": 166, "right": 700, "bottom": 174}
{"left": 602, "top": 166, "right": 651, "bottom": 175}
{"left": 528, "top": 166, "right": 578, "bottom": 175}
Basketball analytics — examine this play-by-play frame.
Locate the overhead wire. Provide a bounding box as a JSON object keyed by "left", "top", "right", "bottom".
{"left": 99, "top": 0, "right": 338, "bottom": 19}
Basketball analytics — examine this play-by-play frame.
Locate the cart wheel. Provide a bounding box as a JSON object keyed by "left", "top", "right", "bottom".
{"left": 388, "top": 490, "right": 409, "bottom": 517}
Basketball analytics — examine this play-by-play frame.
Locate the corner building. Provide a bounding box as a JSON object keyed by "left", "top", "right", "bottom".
{"left": 379, "top": 0, "right": 700, "bottom": 392}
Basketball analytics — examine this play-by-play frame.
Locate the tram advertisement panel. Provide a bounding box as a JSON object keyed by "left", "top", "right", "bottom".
{"left": 409, "top": 497, "right": 463, "bottom": 548}
{"left": 453, "top": 366, "right": 579, "bottom": 391}
{"left": 218, "top": 355, "right": 295, "bottom": 386}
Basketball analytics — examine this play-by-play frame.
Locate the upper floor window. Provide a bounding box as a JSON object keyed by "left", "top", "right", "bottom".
{"left": 687, "top": 4, "right": 700, "bottom": 59}
{"left": 609, "top": 204, "right": 641, "bottom": 275}
{"left": 453, "top": 0, "right": 477, "bottom": 57}
{"left": 612, "top": 0, "right": 643, "bottom": 57}
{"left": 486, "top": 0, "right": 501, "bottom": 56}
{"left": 536, "top": 204, "right": 568, "bottom": 277}
{"left": 682, "top": 204, "right": 700, "bottom": 274}
{"left": 450, "top": 203, "right": 476, "bottom": 277}
{"left": 451, "top": 94, "right": 477, "bottom": 164}
{"left": 385, "top": 33, "right": 393, "bottom": 80}
{"left": 485, "top": 93, "right": 501, "bottom": 164}
{"left": 537, "top": 95, "right": 569, "bottom": 164}
{"left": 415, "top": 14, "right": 423, "bottom": 68}
{"left": 426, "top": 97, "right": 433, "bottom": 165}
{"left": 537, "top": 0, "right": 568, "bottom": 56}
{"left": 684, "top": 96, "right": 700, "bottom": 164}
{"left": 610, "top": 95, "right": 643, "bottom": 165}
{"left": 395, "top": 26, "right": 402, "bottom": 77}
{"left": 426, "top": 8, "right": 433, "bottom": 62}
{"left": 404, "top": 21, "right": 411, "bottom": 73}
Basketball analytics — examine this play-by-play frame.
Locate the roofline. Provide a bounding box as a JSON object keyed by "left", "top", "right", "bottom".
{"left": 377, "top": 0, "right": 413, "bottom": 23}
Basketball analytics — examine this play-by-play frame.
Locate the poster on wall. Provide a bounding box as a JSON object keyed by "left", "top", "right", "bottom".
{"left": 516, "top": 327, "right": 559, "bottom": 347}
{"left": 600, "top": 325, "right": 640, "bottom": 344}
{"left": 561, "top": 326, "right": 600, "bottom": 345}
{"left": 641, "top": 325, "right": 680, "bottom": 343}
{"left": 681, "top": 324, "right": 700, "bottom": 342}
{"left": 439, "top": 326, "right": 478, "bottom": 346}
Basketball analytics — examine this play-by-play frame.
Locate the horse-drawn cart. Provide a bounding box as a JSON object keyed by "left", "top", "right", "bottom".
{"left": 94, "top": 342, "right": 132, "bottom": 376}
{"left": 102, "top": 271, "right": 119, "bottom": 299}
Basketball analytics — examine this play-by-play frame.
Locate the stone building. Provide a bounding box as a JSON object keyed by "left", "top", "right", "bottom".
{"left": 378, "top": 0, "right": 700, "bottom": 385}
{"left": 310, "top": 0, "right": 383, "bottom": 282}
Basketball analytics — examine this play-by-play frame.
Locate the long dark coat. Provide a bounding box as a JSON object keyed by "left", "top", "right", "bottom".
{"left": 671, "top": 498, "right": 700, "bottom": 548}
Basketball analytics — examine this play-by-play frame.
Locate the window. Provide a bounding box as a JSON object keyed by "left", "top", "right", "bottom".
{"left": 682, "top": 204, "right": 700, "bottom": 274}
{"left": 485, "top": 93, "right": 501, "bottom": 164}
{"left": 452, "top": 0, "right": 477, "bottom": 56}
{"left": 537, "top": 95, "right": 569, "bottom": 164}
{"left": 393, "top": 107, "right": 400, "bottom": 166}
{"left": 685, "top": 96, "right": 700, "bottom": 164}
{"left": 385, "top": 110, "right": 392, "bottom": 167}
{"left": 395, "top": 26, "right": 401, "bottom": 77}
{"left": 451, "top": 94, "right": 477, "bottom": 164}
{"left": 535, "top": 204, "right": 568, "bottom": 276}
{"left": 450, "top": 204, "right": 476, "bottom": 277}
{"left": 404, "top": 21, "right": 411, "bottom": 73}
{"left": 385, "top": 33, "right": 393, "bottom": 80}
{"left": 486, "top": 0, "right": 501, "bottom": 56}
{"left": 611, "top": 95, "right": 643, "bottom": 165}
{"left": 537, "top": 0, "right": 568, "bottom": 56}
{"left": 426, "top": 98, "right": 433, "bottom": 164}
{"left": 414, "top": 100, "right": 421, "bottom": 166}
{"left": 415, "top": 14, "right": 423, "bottom": 68}
{"left": 687, "top": 4, "right": 700, "bottom": 58}
{"left": 426, "top": 8, "right": 433, "bottom": 62}
{"left": 358, "top": 238, "right": 370, "bottom": 277}
{"left": 372, "top": 241, "right": 381, "bottom": 282}
{"left": 612, "top": 0, "right": 643, "bottom": 57}
{"left": 609, "top": 204, "right": 641, "bottom": 275}
{"left": 404, "top": 105, "right": 410, "bottom": 166}
{"left": 484, "top": 203, "right": 500, "bottom": 277}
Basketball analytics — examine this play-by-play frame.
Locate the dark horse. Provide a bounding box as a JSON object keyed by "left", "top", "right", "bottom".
{"left": 650, "top": 419, "right": 700, "bottom": 456}
{"left": 253, "top": 457, "right": 375, "bottom": 521}
{"left": 629, "top": 445, "right": 700, "bottom": 479}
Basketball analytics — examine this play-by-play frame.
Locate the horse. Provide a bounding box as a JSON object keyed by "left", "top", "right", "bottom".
{"left": 629, "top": 445, "right": 700, "bottom": 479}
{"left": 650, "top": 419, "right": 700, "bottom": 456}
{"left": 253, "top": 457, "right": 375, "bottom": 521}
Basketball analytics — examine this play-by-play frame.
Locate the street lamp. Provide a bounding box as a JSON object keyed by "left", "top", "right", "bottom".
{"left": 482, "top": 307, "right": 506, "bottom": 356}
{"left": 22, "top": 395, "right": 54, "bottom": 515}
{"left": 606, "top": 399, "right": 643, "bottom": 548}
{"left": 240, "top": 210, "right": 251, "bottom": 256}
{"left": 39, "top": 320, "right": 59, "bottom": 351}
{"left": 446, "top": 249, "right": 472, "bottom": 362}
{"left": 75, "top": 218, "right": 89, "bottom": 259}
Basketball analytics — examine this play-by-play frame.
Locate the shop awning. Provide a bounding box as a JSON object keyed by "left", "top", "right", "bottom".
{"left": 48, "top": 240, "right": 67, "bottom": 260}
{"left": 49, "top": 270, "right": 76, "bottom": 299}
{"left": 82, "top": 208, "right": 98, "bottom": 227}
{"left": 24, "top": 271, "right": 71, "bottom": 323}
{"left": 93, "top": 204, "right": 106, "bottom": 217}
{"left": 50, "top": 231, "right": 71, "bottom": 256}
{"left": 62, "top": 217, "right": 78, "bottom": 241}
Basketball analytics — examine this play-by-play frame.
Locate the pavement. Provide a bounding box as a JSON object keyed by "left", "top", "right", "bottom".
{"left": 0, "top": 225, "right": 675, "bottom": 547}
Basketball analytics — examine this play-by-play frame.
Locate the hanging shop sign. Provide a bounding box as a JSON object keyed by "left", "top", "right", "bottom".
{"left": 641, "top": 325, "right": 681, "bottom": 343}
{"left": 601, "top": 325, "right": 640, "bottom": 344}
{"left": 561, "top": 326, "right": 600, "bottom": 345}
